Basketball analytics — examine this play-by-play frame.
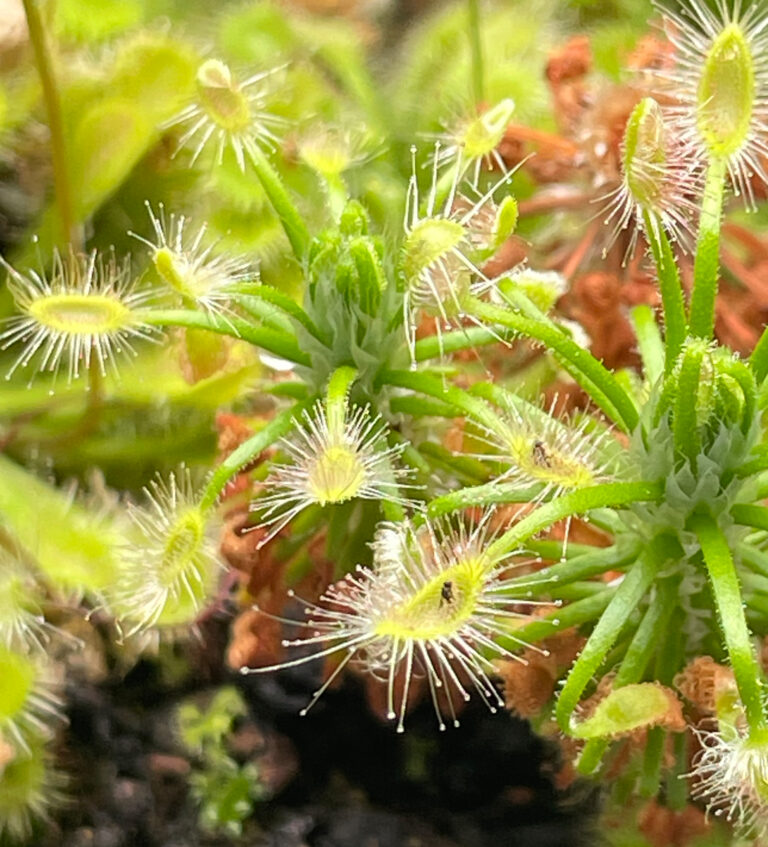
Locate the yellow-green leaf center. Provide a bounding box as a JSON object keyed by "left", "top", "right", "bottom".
{"left": 697, "top": 23, "right": 755, "bottom": 158}
{"left": 197, "top": 60, "right": 251, "bottom": 134}
{"left": 307, "top": 445, "right": 366, "bottom": 506}
{"left": 375, "top": 557, "right": 485, "bottom": 640}
{"left": 28, "top": 294, "right": 131, "bottom": 335}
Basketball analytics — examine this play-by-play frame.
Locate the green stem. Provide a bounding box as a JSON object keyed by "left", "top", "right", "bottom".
{"left": 688, "top": 156, "right": 727, "bottom": 339}
{"left": 234, "top": 295, "right": 294, "bottom": 334}
{"left": 614, "top": 577, "right": 678, "bottom": 687}
{"left": 417, "top": 442, "right": 491, "bottom": 484}
{"left": 247, "top": 144, "right": 311, "bottom": 262}
{"left": 673, "top": 341, "right": 704, "bottom": 467}
{"left": 414, "top": 326, "right": 516, "bottom": 361}
{"left": 750, "top": 325, "right": 768, "bottom": 383}
{"left": 629, "top": 305, "right": 665, "bottom": 385}
{"left": 466, "top": 297, "right": 639, "bottom": 432}
{"left": 379, "top": 368, "right": 508, "bottom": 435}
{"left": 738, "top": 543, "right": 768, "bottom": 579}
{"left": 546, "top": 581, "right": 610, "bottom": 601}
{"left": 642, "top": 606, "right": 685, "bottom": 797}
{"left": 640, "top": 729, "right": 666, "bottom": 797}
{"left": 719, "top": 356, "right": 757, "bottom": 435}
{"left": 427, "top": 481, "right": 547, "bottom": 517}
{"left": 389, "top": 430, "right": 432, "bottom": 478}
{"left": 731, "top": 503, "right": 768, "bottom": 533}
{"left": 484, "top": 480, "right": 663, "bottom": 562}
{"left": 200, "top": 400, "right": 313, "bottom": 510}
{"left": 498, "top": 589, "right": 614, "bottom": 651}
{"left": 666, "top": 732, "right": 689, "bottom": 811}
{"left": 388, "top": 395, "right": 457, "bottom": 419}
{"left": 581, "top": 573, "right": 680, "bottom": 782}
{"left": 741, "top": 570, "right": 768, "bottom": 597}
{"left": 22, "top": 0, "right": 78, "bottom": 247}
{"left": 732, "top": 451, "right": 768, "bottom": 478}
{"left": 525, "top": 540, "right": 601, "bottom": 560}
{"left": 556, "top": 541, "right": 663, "bottom": 734}
{"left": 231, "top": 284, "right": 324, "bottom": 342}
{"left": 141, "top": 310, "right": 310, "bottom": 366}
{"left": 467, "top": 0, "right": 485, "bottom": 106}
{"left": 469, "top": 380, "right": 561, "bottom": 431}
{"left": 268, "top": 381, "right": 309, "bottom": 400}
{"left": 325, "top": 366, "right": 358, "bottom": 433}
{"left": 691, "top": 513, "right": 767, "bottom": 735}
{"left": 642, "top": 212, "right": 686, "bottom": 369}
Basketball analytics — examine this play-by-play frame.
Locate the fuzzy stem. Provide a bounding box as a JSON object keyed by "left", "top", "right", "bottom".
{"left": 140, "top": 309, "right": 310, "bottom": 366}
{"left": 467, "top": 0, "right": 485, "bottom": 106}
{"left": 506, "top": 542, "right": 639, "bottom": 597}
{"left": 691, "top": 513, "right": 768, "bottom": 735}
{"left": 526, "top": 540, "right": 605, "bottom": 560}
{"left": 642, "top": 606, "right": 685, "bottom": 796}
{"left": 465, "top": 296, "right": 639, "bottom": 432}
{"left": 325, "top": 365, "right": 358, "bottom": 434}
{"left": 231, "top": 284, "right": 324, "bottom": 342}
{"left": 673, "top": 342, "right": 704, "bottom": 468}
{"left": 719, "top": 356, "right": 757, "bottom": 435}
{"left": 22, "top": 0, "right": 78, "bottom": 247}
{"left": 484, "top": 480, "right": 663, "bottom": 562}
{"left": 499, "top": 589, "right": 614, "bottom": 650}
{"left": 379, "top": 368, "right": 509, "bottom": 436}
{"left": 247, "top": 144, "right": 311, "bottom": 262}
{"left": 547, "top": 581, "right": 609, "bottom": 601}
{"left": 200, "top": 400, "right": 314, "bottom": 511}
{"left": 234, "top": 295, "right": 294, "bottom": 334}
{"left": 555, "top": 539, "right": 665, "bottom": 734}
{"left": 616, "top": 577, "right": 678, "bottom": 685}
{"left": 629, "top": 305, "right": 665, "bottom": 385}
{"left": 688, "top": 156, "right": 727, "bottom": 339}
{"left": 576, "top": 576, "right": 680, "bottom": 775}
{"left": 413, "top": 326, "right": 516, "bottom": 361}
{"left": 426, "top": 481, "right": 547, "bottom": 517}
{"left": 642, "top": 213, "right": 687, "bottom": 368}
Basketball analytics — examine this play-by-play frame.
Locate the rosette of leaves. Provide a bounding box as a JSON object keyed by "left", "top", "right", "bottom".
{"left": 176, "top": 688, "right": 264, "bottom": 838}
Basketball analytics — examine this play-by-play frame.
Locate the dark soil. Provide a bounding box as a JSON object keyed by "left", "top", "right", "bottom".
{"left": 37, "top": 617, "right": 600, "bottom": 847}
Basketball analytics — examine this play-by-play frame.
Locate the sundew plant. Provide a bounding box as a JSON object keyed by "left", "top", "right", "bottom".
{"left": 7, "top": 0, "right": 768, "bottom": 843}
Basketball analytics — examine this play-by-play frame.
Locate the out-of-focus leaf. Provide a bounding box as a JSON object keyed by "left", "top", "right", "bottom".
{"left": 0, "top": 454, "right": 121, "bottom": 591}
{"left": 70, "top": 98, "right": 152, "bottom": 216}
{"left": 55, "top": 0, "right": 145, "bottom": 43}
{"left": 110, "top": 36, "right": 197, "bottom": 123}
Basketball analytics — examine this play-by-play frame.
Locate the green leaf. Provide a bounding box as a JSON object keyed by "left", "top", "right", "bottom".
{"left": 493, "top": 195, "right": 518, "bottom": 247}
{"left": 110, "top": 37, "right": 198, "bottom": 124}
{"left": 570, "top": 684, "right": 683, "bottom": 740}
{"left": 0, "top": 455, "right": 120, "bottom": 592}
{"left": 69, "top": 98, "right": 152, "bottom": 218}
{"left": 55, "top": 0, "right": 145, "bottom": 42}
{"left": 177, "top": 687, "right": 247, "bottom": 753}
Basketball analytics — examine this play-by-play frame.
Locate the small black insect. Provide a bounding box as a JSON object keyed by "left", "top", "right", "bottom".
{"left": 440, "top": 580, "right": 455, "bottom": 606}
{"left": 532, "top": 439, "right": 551, "bottom": 468}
